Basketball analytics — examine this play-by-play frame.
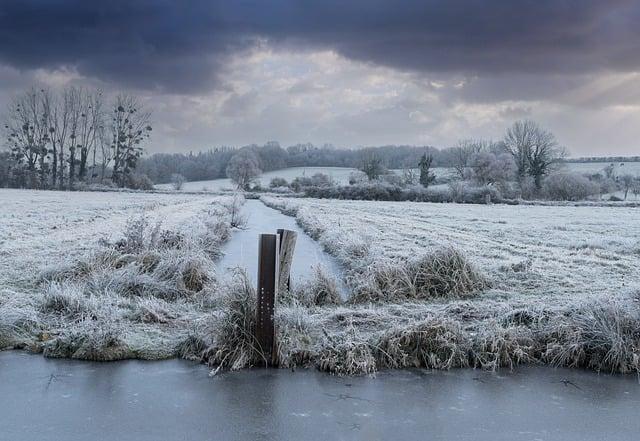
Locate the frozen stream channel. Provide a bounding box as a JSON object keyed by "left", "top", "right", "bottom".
{"left": 218, "top": 199, "right": 347, "bottom": 296}
{"left": 1, "top": 351, "right": 639, "bottom": 441}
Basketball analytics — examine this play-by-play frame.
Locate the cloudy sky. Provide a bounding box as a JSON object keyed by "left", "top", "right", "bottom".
{"left": 1, "top": 1, "right": 639, "bottom": 156}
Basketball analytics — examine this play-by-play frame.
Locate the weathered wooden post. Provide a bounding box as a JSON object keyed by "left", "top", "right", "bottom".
{"left": 277, "top": 229, "right": 297, "bottom": 293}
{"left": 256, "top": 233, "right": 279, "bottom": 366}
{"left": 256, "top": 229, "right": 297, "bottom": 367}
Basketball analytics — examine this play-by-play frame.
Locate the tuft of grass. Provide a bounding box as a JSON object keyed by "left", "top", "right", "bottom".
{"left": 317, "top": 325, "right": 376, "bottom": 376}
{"left": 40, "top": 283, "right": 93, "bottom": 318}
{"left": 128, "top": 297, "right": 176, "bottom": 324}
{"left": 472, "top": 322, "right": 537, "bottom": 370}
{"left": 176, "top": 334, "right": 210, "bottom": 361}
{"left": 294, "top": 266, "right": 341, "bottom": 306}
{"left": 43, "top": 317, "right": 132, "bottom": 361}
{"left": 275, "top": 305, "right": 316, "bottom": 369}
{"left": 542, "top": 298, "right": 640, "bottom": 373}
{"left": 202, "top": 270, "right": 266, "bottom": 373}
{"left": 375, "top": 317, "right": 471, "bottom": 369}
{"left": 351, "top": 247, "right": 488, "bottom": 303}
{"left": 0, "top": 289, "right": 39, "bottom": 349}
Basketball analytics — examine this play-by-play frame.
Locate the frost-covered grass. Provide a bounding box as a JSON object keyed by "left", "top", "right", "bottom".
{"left": 0, "top": 189, "right": 241, "bottom": 360}
{"left": 250, "top": 196, "right": 640, "bottom": 375}
{"left": 3, "top": 188, "right": 640, "bottom": 377}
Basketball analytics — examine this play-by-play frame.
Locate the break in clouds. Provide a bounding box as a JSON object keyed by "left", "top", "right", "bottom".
{"left": 1, "top": 0, "right": 640, "bottom": 155}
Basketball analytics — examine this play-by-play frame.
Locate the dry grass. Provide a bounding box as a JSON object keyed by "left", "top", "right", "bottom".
{"left": 541, "top": 298, "right": 640, "bottom": 373}
{"left": 375, "top": 317, "right": 471, "bottom": 370}
{"left": 350, "top": 247, "right": 488, "bottom": 303}
{"left": 201, "top": 270, "right": 267, "bottom": 373}
{"left": 1, "top": 196, "right": 241, "bottom": 361}
{"left": 4, "top": 192, "right": 639, "bottom": 378}
{"left": 294, "top": 266, "right": 342, "bottom": 306}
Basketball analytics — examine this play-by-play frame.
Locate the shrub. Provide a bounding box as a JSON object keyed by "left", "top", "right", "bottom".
{"left": 171, "top": 173, "right": 186, "bottom": 191}
{"left": 348, "top": 170, "right": 368, "bottom": 185}
{"left": 543, "top": 172, "right": 600, "bottom": 201}
{"left": 125, "top": 173, "right": 155, "bottom": 190}
{"left": 269, "top": 177, "right": 289, "bottom": 188}
{"left": 303, "top": 182, "right": 500, "bottom": 204}
{"left": 291, "top": 173, "right": 333, "bottom": 191}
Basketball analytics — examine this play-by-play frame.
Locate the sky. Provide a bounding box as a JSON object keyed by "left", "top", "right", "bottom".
{"left": 1, "top": 1, "right": 639, "bottom": 156}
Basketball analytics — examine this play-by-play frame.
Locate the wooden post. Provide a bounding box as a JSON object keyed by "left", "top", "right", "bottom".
{"left": 256, "top": 233, "right": 279, "bottom": 366}
{"left": 277, "top": 229, "right": 297, "bottom": 293}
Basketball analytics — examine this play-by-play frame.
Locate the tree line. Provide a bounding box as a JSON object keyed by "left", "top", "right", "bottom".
{"left": 1, "top": 87, "right": 152, "bottom": 189}
{"left": 138, "top": 143, "right": 470, "bottom": 185}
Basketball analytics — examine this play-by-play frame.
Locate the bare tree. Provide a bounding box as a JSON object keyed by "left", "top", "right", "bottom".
{"left": 109, "top": 94, "right": 152, "bottom": 187}
{"left": 620, "top": 174, "right": 634, "bottom": 200}
{"left": 401, "top": 167, "right": 418, "bottom": 185}
{"left": 226, "top": 149, "right": 261, "bottom": 190}
{"left": 77, "top": 89, "right": 104, "bottom": 181}
{"left": 504, "top": 120, "right": 565, "bottom": 188}
{"left": 504, "top": 120, "right": 535, "bottom": 181}
{"left": 359, "top": 152, "right": 385, "bottom": 181}
{"left": 452, "top": 139, "right": 486, "bottom": 179}
{"left": 632, "top": 177, "right": 640, "bottom": 200}
{"left": 4, "top": 88, "right": 54, "bottom": 188}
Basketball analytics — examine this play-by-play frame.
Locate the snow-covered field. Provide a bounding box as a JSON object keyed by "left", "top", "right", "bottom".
{"left": 262, "top": 196, "right": 639, "bottom": 304}
{"left": 0, "top": 188, "right": 240, "bottom": 360}
{"left": 3, "top": 188, "right": 640, "bottom": 375}
{"left": 156, "top": 166, "right": 359, "bottom": 191}
{"left": 0, "top": 189, "right": 220, "bottom": 289}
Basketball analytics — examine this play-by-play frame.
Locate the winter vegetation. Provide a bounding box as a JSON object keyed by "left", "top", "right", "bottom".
{"left": 156, "top": 123, "right": 640, "bottom": 205}
{"left": 1, "top": 87, "right": 153, "bottom": 190}
{"left": 3, "top": 90, "right": 638, "bottom": 206}
{"left": 254, "top": 195, "right": 640, "bottom": 374}
{"left": 2, "top": 96, "right": 640, "bottom": 377}
{"left": 0, "top": 189, "right": 239, "bottom": 360}
{"left": 2, "top": 183, "right": 639, "bottom": 376}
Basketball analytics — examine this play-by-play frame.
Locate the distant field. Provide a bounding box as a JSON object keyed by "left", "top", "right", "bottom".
{"left": 565, "top": 161, "right": 640, "bottom": 176}
{"left": 157, "top": 162, "right": 640, "bottom": 192}
{"left": 156, "top": 166, "right": 359, "bottom": 191}
{"left": 157, "top": 166, "right": 454, "bottom": 191}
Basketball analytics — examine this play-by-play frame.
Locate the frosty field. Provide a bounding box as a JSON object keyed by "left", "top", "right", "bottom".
{"left": 262, "top": 196, "right": 639, "bottom": 304}
{"left": 0, "top": 188, "right": 238, "bottom": 360}
{"left": 2, "top": 188, "right": 640, "bottom": 376}
{"left": 155, "top": 166, "right": 360, "bottom": 191}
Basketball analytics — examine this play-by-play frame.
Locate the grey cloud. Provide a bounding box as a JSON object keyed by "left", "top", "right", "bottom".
{"left": 1, "top": 1, "right": 639, "bottom": 93}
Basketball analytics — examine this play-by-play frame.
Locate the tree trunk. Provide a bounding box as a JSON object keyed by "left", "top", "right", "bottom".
{"left": 79, "top": 147, "right": 88, "bottom": 181}
{"left": 68, "top": 147, "right": 76, "bottom": 189}
{"left": 51, "top": 143, "right": 57, "bottom": 187}
{"left": 58, "top": 148, "right": 65, "bottom": 189}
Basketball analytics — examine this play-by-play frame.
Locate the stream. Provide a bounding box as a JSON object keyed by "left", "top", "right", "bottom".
{"left": 218, "top": 199, "right": 348, "bottom": 296}
{"left": 1, "top": 351, "right": 639, "bottom": 441}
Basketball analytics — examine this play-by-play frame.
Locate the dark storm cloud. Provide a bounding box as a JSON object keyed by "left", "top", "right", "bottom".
{"left": 0, "top": 0, "right": 639, "bottom": 93}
